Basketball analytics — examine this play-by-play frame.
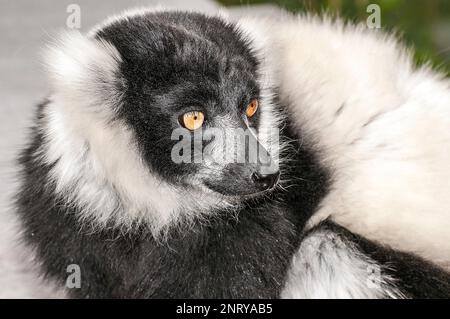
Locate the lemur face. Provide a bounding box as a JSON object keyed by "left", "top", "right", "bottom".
{"left": 94, "top": 11, "right": 280, "bottom": 197}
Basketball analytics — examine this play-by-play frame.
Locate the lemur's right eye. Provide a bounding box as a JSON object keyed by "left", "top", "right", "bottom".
{"left": 180, "top": 111, "right": 204, "bottom": 131}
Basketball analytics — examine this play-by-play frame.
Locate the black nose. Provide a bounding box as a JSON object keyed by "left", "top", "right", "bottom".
{"left": 251, "top": 171, "right": 280, "bottom": 191}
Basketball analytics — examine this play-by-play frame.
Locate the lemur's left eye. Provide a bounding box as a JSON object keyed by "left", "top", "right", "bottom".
{"left": 180, "top": 111, "right": 204, "bottom": 131}
{"left": 246, "top": 99, "right": 259, "bottom": 118}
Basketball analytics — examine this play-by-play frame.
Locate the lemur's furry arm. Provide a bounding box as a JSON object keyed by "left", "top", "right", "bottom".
{"left": 283, "top": 221, "right": 450, "bottom": 299}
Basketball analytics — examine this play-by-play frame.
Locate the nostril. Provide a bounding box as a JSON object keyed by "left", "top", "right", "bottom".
{"left": 251, "top": 171, "right": 280, "bottom": 190}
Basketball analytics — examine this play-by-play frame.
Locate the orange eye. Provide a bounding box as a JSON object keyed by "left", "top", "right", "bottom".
{"left": 246, "top": 99, "right": 259, "bottom": 118}
{"left": 181, "top": 111, "right": 204, "bottom": 130}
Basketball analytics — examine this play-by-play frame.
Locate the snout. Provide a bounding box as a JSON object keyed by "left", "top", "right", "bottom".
{"left": 251, "top": 170, "right": 280, "bottom": 192}
{"left": 200, "top": 124, "right": 280, "bottom": 197}
{"left": 204, "top": 163, "right": 280, "bottom": 197}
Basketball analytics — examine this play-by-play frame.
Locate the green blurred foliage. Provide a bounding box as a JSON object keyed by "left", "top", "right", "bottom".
{"left": 219, "top": 0, "right": 450, "bottom": 74}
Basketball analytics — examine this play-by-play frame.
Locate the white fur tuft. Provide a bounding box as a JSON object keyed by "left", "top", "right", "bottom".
{"left": 44, "top": 31, "right": 123, "bottom": 119}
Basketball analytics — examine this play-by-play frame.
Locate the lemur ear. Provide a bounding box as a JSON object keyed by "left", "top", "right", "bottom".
{"left": 44, "top": 31, "right": 123, "bottom": 115}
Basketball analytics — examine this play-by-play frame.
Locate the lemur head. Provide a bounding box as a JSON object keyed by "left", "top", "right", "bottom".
{"left": 43, "top": 9, "right": 282, "bottom": 235}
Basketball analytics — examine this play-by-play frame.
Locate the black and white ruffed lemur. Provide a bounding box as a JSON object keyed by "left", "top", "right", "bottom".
{"left": 15, "top": 9, "right": 450, "bottom": 298}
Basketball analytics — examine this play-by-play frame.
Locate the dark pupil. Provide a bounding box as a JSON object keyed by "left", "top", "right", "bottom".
{"left": 194, "top": 116, "right": 197, "bottom": 120}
